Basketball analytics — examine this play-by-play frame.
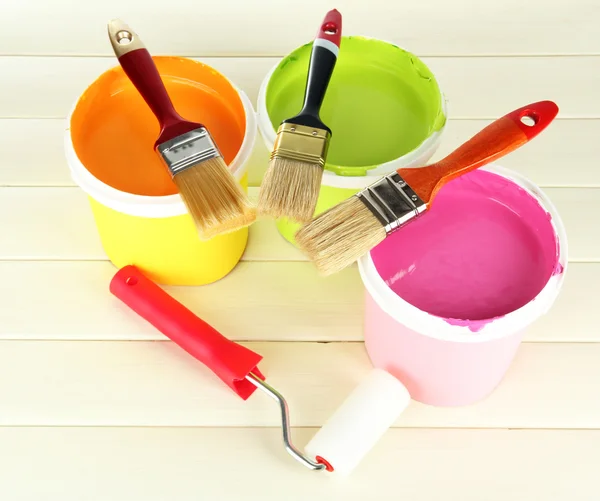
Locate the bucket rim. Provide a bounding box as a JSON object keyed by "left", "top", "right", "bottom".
{"left": 357, "top": 163, "right": 569, "bottom": 343}
{"left": 65, "top": 60, "right": 257, "bottom": 219}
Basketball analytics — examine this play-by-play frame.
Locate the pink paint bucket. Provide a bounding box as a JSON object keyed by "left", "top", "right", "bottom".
{"left": 357, "top": 164, "right": 567, "bottom": 406}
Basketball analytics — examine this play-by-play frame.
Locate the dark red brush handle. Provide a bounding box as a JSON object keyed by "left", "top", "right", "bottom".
{"left": 117, "top": 49, "right": 181, "bottom": 127}
{"left": 110, "top": 265, "right": 264, "bottom": 400}
{"left": 398, "top": 100, "right": 559, "bottom": 204}
{"left": 108, "top": 19, "right": 201, "bottom": 145}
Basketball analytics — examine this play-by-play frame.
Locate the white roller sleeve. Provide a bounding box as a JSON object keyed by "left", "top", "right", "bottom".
{"left": 305, "top": 368, "right": 410, "bottom": 475}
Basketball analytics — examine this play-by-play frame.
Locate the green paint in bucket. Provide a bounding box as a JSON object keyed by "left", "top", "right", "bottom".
{"left": 257, "top": 36, "right": 447, "bottom": 245}
{"left": 265, "top": 36, "right": 445, "bottom": 175}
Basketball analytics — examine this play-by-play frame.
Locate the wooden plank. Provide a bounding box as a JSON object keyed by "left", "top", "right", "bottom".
{"left": 430, "top": 118, "right": 600, "bottom": 187}
{"left": 0, "top": 186, "right": 594, "bottom": 261}
{"left": 0, "top": 56, "right": 598, "bottom": 119}
{"left": 0, "top": 0, "right": 598, "bottom": 56}
{"left": 0, "top": 56, "right": 273, "bottom": 119}
{"left": 0, "top": 261, "right": 596, "bottom": 343}
{"left": 0, "top": 187, "right": 305, "bottom": 262}
{"left": 429, "top": 55, "right": 600, "bottom": 119}
{"left": 1, "top": 428, "right": 599, "bottom": 501}
{"left": 3, "top": 118, "right": 597, "bottom": 188}
{"left": 0, "top": 341, "right": 598, "bottom": 429}
{"left": 0, "top": 119, "right": 69, "bottom": 186}
{"left": 0, "top": 115, "right": 270, "bottom": 188}
{"left": 0, "top": 262, "right": 358, "bottom": 341}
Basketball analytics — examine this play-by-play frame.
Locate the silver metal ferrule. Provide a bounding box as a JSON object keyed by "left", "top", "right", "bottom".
{"left": 357, "top": 172, "right": 427, "bottom": 234}
{"left": 157, "top": 127, "right": 222, "bottom": 175}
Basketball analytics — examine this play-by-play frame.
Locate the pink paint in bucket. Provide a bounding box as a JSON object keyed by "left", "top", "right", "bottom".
{"left": 358, "top": 164, "right": 567, "bottom": 406}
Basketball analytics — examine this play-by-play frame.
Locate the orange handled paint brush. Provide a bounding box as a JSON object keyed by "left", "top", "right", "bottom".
{"left": 295, "top": 100, "right": 559, "bottom": 275}
{"left": 107, "top": 19, "right": 255, "bottom": 240}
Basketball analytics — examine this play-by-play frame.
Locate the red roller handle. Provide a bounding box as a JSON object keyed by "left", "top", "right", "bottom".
{"left": 110, "top": 265, "right": 264, "bottom": 400}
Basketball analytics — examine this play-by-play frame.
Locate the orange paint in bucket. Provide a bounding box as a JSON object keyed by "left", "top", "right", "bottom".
{"left": 71, "top": 56, "right": 246, "bottom": 196}
{"left": 66, "top": 56, "right": 256, "bottom": 285}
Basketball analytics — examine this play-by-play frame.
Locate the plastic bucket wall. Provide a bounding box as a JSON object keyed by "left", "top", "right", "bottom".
{"left": 66, "top": 56, "right": 257, "bottom": 285}
{"left": 256, "top": 36, "right": 447, "bottom": 245}
{"left": 358, "top": 165, "right": 568, "bottom": 406}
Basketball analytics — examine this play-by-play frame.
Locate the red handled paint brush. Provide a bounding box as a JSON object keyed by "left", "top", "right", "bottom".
{"left": 257, "top": 9, "right": 342, "bottom": 223}
{"left": 107, "top": 19, "right": 255, "bottom": 240}
{"left": 295, "top": 100, "right": 559, "bottom": 275}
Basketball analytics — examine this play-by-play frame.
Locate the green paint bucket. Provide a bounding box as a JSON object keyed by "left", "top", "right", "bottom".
{"left": 257, "top": 36, "right": 447, "bottom": 245}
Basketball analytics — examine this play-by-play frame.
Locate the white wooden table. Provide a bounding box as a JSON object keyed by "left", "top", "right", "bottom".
{"left": 1, "top": 1, "right": 599, "bottom": 499}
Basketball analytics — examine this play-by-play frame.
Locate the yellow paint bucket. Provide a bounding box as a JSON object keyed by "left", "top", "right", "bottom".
{"left": 65, "top": 56, "right": 256, "bottom": 285}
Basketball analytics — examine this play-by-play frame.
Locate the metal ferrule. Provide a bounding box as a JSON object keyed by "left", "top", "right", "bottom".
{"left": 270, "top": 123, "right": 330, "bottom": 167}
{"left": 157, "top": 127, "right": 222, "bottom": 176}
{"left": 357, "top": 172, "right": 427, "bottom": 234}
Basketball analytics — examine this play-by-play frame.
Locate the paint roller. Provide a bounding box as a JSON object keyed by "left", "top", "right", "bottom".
{"left": 110, "top": 265, "right": 410, "bottom": 475}
{"left": 304, "top": 368, "right": 410, "bottom": 474}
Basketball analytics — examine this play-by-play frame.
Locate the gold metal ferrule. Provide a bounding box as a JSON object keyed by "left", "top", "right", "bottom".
{"left": 270, "top": 123, "right": 330, "bottom": 167}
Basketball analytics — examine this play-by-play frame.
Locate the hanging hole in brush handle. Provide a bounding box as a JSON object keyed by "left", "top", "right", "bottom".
{"left": 115, "top": 30, "right": 134, "bottom": 45}
{"left": 285, "top": 9, "right": 342, "bottom": 130}
{"left": 508, "top": 101, "right": 558, "bottom": 139}
{"left": 107, "top": 19, "right": 182, "bottom": 128}
{"left": 520, "top": 115, "right": 537, "bottom": 126}
{"left": 110, "top": 265, "right": 264, "bottom": 400}
{"left": 323, "top": 23, "right": 338, "bottom": 35}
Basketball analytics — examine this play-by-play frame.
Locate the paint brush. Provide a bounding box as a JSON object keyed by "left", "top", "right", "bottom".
{"left": 107, "top": 19, "right": 255, "bottom": 240}
{"left": 257, "top": 9, "right": 342, "bottom": 223}
{"left": 295, "top": 100, "right": 559, "bottom": 276}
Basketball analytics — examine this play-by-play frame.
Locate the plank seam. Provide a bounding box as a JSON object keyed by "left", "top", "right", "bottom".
{"left": 0, "top": 425, "right": 597, "bottom": 431}
{"left": 0, "top": 340, "right": 595, "bottom": 345}
{"left": 0, "top": 53, "right": 598, "bottom": 59}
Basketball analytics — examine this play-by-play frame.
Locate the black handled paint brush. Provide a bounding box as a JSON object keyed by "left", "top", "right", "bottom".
{"left": 295, "top": 101, "right": 559, "bottom": 275}
{"left": 257, "top": 9, "right": 342, "bottom": 223}
{"left": 108, "top": 19, "right": 256, "bottom": 240}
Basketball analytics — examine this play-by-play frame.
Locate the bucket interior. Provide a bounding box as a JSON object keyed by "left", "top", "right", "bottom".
{"left": 370, "top": 170, "right": 560, "bottom": 321}
{"left": 265, "top": 36, "right": 445, "bottom": 172}
{"left": 70, "top": 57, "right": 246, "bottom": 197}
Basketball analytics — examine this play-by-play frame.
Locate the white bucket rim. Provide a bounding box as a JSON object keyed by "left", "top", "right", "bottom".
{"left": 256, "top": 37, "right": 448, "bottom": 190}
{"left": 65, "top": 65, "right": 257, "bottom": 219}
{"left": 357, "top": 163, "right": 569, "bottom": 343}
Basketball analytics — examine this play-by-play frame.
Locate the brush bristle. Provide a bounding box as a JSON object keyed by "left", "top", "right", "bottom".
{"left": 173, "top": 157, "right": 256, "bottom": 240}
{"left": 257, "top": 158, "right": 323, "bottom": 223}
{"left": 295, "top": 196, "right": 386, "bottom": 276}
